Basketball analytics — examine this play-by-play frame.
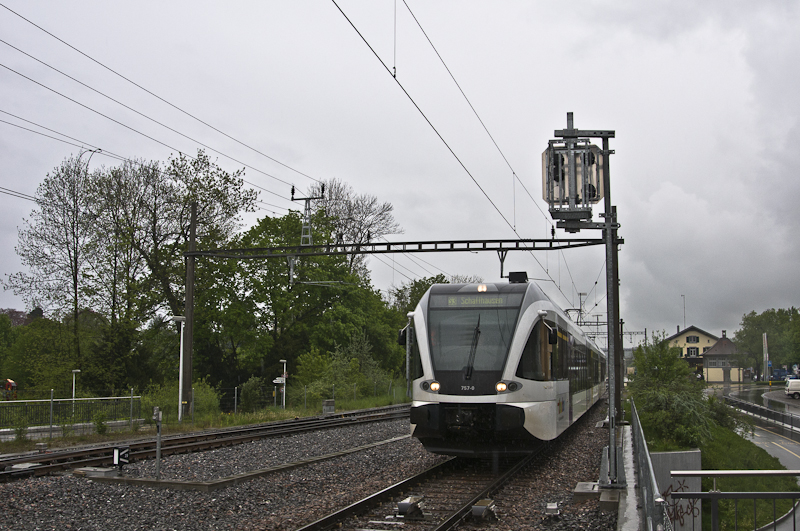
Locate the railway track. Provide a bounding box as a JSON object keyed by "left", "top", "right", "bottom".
{"left": 297, "top": 443, "right": 548, "bottom": 531}
{"left": 0, "top": 403, "right": 410, "bottom": 482}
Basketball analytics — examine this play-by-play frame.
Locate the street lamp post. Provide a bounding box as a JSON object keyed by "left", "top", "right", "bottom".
{"left": 71, "top": 369, "right": 81, "bottom": 415}
{"left": 172, "top": 316, "right": 186, "bottom": 422}
{"left": 279, "top": 359, "right": 287, "bottom": 410}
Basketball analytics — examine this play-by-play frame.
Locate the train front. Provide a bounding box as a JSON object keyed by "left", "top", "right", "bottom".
{"left": 407, "top": 281, "right": 536, "bottom": 457}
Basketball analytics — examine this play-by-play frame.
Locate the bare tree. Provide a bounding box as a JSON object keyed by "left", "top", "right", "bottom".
{"left": 5, "top": 152, "right": 99, "bottom": 363}
{"left": 307, "top": 178, "right": 402, "bottom": 277}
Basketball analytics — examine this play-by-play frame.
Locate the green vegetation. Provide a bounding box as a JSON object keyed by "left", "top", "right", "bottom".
{"left": 630, "top": 332, "right": 750, "bottom": 449}
{"left": 0, "top": 153, "right": 468, "bottom": 428}
{"left": 734, "top": 307, "right": 800, "bottom": 381}
{"left": 93, "top": 411, "right": 108, "bottom": 435}
{"left": 701, "top": 423, "right": 799, "bottom": 530}
{"left": 630, "top": 332, "right": 799, "bottom": 530}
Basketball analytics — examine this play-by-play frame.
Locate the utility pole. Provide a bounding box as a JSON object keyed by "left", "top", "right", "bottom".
{"left": 545, "top": 112, "right": 622, "bottom": 487}
{"left": 183, "top": 201, "right": 196, "bottom": 421}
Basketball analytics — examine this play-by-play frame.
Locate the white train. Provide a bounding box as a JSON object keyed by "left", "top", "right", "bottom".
{"left": 403, "top": 274, "right": 606, "bottom": 456}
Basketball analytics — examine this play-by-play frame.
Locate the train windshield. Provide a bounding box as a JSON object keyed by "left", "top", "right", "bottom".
{"left": 427, "top": 292, "right": 523, "bottom": 372}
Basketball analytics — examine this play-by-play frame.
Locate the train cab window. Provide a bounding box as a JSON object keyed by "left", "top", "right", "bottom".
{"left": 516, "top": 321, "right": 550, "bottom": 381}
{"left": 409, "top": 326, "right": 423, "bottom": 381}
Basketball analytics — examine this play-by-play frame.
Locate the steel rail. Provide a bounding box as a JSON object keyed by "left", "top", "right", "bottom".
{"left": 296, "top": 444, "right": 547, "bottom": 531}
{"left": 295, "top": 458, "right": 457, "bottom": 531}
{"left": 432, "top": 451, "right": 540, "bottom": 531}
{"left": 0, "top": 404, "right": 410, "bottom": 481}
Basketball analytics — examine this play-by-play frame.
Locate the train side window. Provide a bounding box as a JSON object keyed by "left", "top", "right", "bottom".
{"left": 515, "top": 321, "right": 549, "bottom": 381}
{"left": 552, "top": 329, "right": 569, "bottom": 380}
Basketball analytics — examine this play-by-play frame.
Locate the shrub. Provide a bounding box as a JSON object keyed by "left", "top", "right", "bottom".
{"left": 239, "top": 376, "right": 270, "bottom": 412}
{"left": 142, "top": 379, "right": 220, "bottom": 422}
{"left": 12, "top": 412, "right": 28, "bottom": 442}
{"left": 93, "top": 411, "right": 108, "bottom": 435}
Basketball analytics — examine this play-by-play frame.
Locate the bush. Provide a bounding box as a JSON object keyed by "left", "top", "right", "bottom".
{"left": 93, "top": 411, "right": 108, "bottom": 435}
{"left": 239, "top": 376, "right": 271, "bottom": 412}
{"left": 142, "top": 379, "right": 220, "bottom": 422}
{"left": 12, "top": 412, "right": 28, "bottom": 442}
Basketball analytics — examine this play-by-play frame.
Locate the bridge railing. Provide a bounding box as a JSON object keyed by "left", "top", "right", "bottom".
{"left": 670, "top": 471, "right": 800, "bottom": 531}
{"left": 724, "top": 395, "right": 800, "bottom": 432}
{"left": 631, "top": 399, "right": 673, "bottom": 531}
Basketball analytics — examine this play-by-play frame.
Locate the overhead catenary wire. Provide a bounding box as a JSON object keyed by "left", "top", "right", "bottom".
{"left": 400, "top": 0, "right": 592, "bottom": 305}
{"left": 0, "top": 2, "right": 322, "bottom": 184}
{"left": 0, "top": 110, "right": 293, "bottom": 205}
{"left": 0, "top": 60, "right": 304, "bottom": 201}
{"left": 331, "top": 0, "right": 582, "bottom": 308}
{"left": 0, "top": 39, "right": 298, "bottom": 188}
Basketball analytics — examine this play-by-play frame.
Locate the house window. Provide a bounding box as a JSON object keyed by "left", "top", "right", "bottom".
{"left": 687, "top": 347, "right": 699, "bottom": 357}
{"left": 686, "top": 335, "right": 700, "bottom": 344}
{"left": 703, "top": 347, "right": 711, "bottom": 353}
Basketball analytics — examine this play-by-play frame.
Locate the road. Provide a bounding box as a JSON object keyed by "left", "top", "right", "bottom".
{"left": 742, "top": 393, "right": 800, "bottom": 530}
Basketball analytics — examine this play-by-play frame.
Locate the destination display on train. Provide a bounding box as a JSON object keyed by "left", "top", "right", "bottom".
{"left": 429, "top": 293, "right": 524, "bottom": 309}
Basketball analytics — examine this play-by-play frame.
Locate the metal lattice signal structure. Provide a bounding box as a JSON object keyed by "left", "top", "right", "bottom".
{"left": 543, "top": 112, "right": 623, "bottom": 488}
{"left": 290, "top": 185, "right": 324, "bottom": 246}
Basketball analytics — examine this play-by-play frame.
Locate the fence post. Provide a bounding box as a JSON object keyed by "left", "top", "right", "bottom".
{"left": 191, "top": 387, "right": 195, "bottom": 425}
{"left": 49, "top": 389, "right": 53, "bottom": 440}
{"left": 130, "top": 388, "right": 134, "bottom": 430}
{"left": 354, "top": 383, "right": 356, "bottom": 401}
{"left": 234, "top": 387, "right": 238, "bottom": 414}
{"left": 333, "top": 384, "right": 335, "bottom": 400}
{"left": 274, "top": 386, "right": 277, "bottom": 407}
{"left": 304, "top": 385, "right": 307, "bottom": 410}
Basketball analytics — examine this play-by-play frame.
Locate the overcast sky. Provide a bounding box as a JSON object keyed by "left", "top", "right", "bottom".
{"left": 1, "top": 1, "right": 798, "bottom": 349}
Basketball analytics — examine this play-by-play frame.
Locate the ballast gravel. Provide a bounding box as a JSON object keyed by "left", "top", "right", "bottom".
{"left": 0, "top": 408, "right": 619, "bottom": 530}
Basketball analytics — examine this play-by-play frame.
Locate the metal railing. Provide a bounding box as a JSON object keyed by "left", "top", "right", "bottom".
{"left": 0, "top": 394, "right": 141, "bottom": 431}
{"left": 631, "top": 399, "right": 673, "bottom": 531}
{"left": 725, "top": 395, "right": 800, "bottom": 433}
{"left": 670, "top": 470, "right": 800, "bottom": 531}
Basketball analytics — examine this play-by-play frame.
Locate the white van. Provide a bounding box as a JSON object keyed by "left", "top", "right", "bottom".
{"left": 785, "top": 379, "right": 800, "bottom": 399}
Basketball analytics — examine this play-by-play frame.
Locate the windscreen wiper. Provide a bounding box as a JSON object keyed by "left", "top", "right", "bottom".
{"left": 464, "top": 315, "right": 481, "bottom": 380}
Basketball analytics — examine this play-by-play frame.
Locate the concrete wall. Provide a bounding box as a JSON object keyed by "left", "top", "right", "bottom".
{"left": 651, "top": 449, "right": 702, "bottom": 531}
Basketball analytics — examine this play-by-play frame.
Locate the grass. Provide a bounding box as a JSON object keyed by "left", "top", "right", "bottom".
{"left": 626, "top": 397, "right": 800, "bottom": 530}
{"left": 0, "top": 394, "right": 408, "bottom": 455}
{"left": 700, "top": 423, "right": 800, "bottom": 530}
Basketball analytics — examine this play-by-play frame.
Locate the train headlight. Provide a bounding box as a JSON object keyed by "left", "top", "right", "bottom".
{"left": 496, "top": 382, "right": 508, "bottom": 392}
{"left": 477, "top": 284, "right": 487, "bottom": 292}
{"left": 430, "top": 381, "right": 441, "bottom": 392}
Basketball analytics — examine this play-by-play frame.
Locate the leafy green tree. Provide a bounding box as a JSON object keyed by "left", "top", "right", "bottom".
{"left": 3, "top": 316, "right": 74, "bottom": 395}
{"left": 734, "top": 308, "right": 799, "bottom": 379}
{"left": 630, "top": 331, "right": 749, "bottom": 448}
{"left": 389, "top": 274, "right": 448, "bottom": 316}
{"left": 0, "top": 314, "right": 18, "bottom": 375}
